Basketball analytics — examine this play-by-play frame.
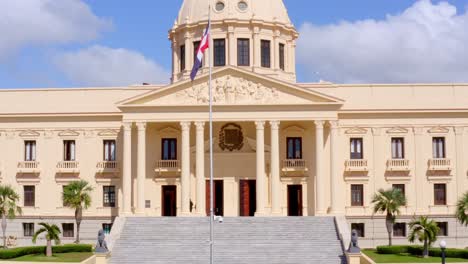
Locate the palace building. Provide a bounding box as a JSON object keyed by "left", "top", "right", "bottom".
{"left": 1, "top": 0, "right": 468, "bottom": 248}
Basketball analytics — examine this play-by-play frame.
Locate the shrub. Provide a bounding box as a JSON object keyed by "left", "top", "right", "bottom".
{"left": 376, "top": 245, "right": 410, "bottom": 254}
{"left": 0, "top": 244, "right": 92, "bottom": 259}
{"left": 376, "top": 245, "right": 468, "bottom": 259}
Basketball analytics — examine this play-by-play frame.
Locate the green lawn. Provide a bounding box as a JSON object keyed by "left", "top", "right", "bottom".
{"left": 363, "top": 249, "right": 468, "bottom": 263}
{"left": 1, "top": 252, "right": 93, "bottom": 262}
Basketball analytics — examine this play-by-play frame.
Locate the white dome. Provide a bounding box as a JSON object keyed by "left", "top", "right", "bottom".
{"left": 176, "top": 0, "right": 293, "bottom": 26}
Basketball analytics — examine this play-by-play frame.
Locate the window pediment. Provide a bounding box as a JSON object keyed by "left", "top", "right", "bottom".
{"left": 18, "top": 130, "right": 41, "bottom": 138}
{"left": 58, "top": 130, "right": 80, "bottom": 137}
{"left": 345, "top": 127, "right": 368, "bottom": 135}
{"left": 428, "top": 126, "right": 450, "bottom": 134}
{"left": 386, "top": 127, "right": 408, "bottom": 134}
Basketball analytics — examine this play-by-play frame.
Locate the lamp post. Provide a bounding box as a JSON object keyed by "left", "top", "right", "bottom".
{"left": 440, "top": 240, "right": 447, "bottom": 264}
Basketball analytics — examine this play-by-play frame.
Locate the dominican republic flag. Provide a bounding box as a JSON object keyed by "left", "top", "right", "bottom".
{"left": 190, "top": 22, "right": 210, "bottom": 81}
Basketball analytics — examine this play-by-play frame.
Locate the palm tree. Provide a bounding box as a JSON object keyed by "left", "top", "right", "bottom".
{"left": 456, "top": 192, "right": 468, "bottom": 226}
{"left": 62, "top": 180, "right": 93, "bottom": 243}
{"left": 408, "top": 216, "right": 439, "bottom": 258}
{"left": 32, "top": 223, "right": 61, "bottom": 257}
{"left": 0, "top": 185, "right": 22, "bottom": 248}
{"left": 371, "top": 188, "right": 407, "bottom": 246}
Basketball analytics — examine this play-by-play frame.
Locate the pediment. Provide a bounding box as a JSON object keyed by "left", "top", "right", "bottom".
{"left": 283, "top": 125, "right": 305, "bottom": 133}
{"left": 58, "top": 130, "right": 80, "bottom": 137}
{"left": 345, "top": 127, "right": 368, "bottom": 135}
{"left": 97, "top": 129, "right": 119, "bottom": 137}
{"left": 118, "top": 67, "right": 343, "bottom": 107}
{"left": 428, "top": 126, "right": 450, "bottom": 134}
{"left": 18, "top": 130, "right": 41, "bottom": 137}
{"left": 159, "top": 127, "right": 180, "bottom": 134}
{"left": 386, "top": 127, "right": 408, "bottom": 134}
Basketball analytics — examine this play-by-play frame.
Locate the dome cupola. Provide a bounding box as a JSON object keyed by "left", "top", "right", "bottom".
{"left": 169, "top": 0, "right": 298, "bottom": 83}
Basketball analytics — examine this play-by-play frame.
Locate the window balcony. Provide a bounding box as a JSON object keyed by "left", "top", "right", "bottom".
{"left": 428, "top": 158, "right": 452, "bottom": 171}
{"left": 282, "top": 159, "right": 308, "bottom": 173}
{"left": 386, "top": 159, "right": 410, "bottom": 171}
{"left": 96, "top": 161, "right": 120, "bottom": 174}
{"left": 345, "top": 159, "right": 368, "bottom": 172}
{"left": 155, "top": 160, "right": 180, "bottom": 175}
{"left": 56, "top": 161, "right": 79, "bottom": 173}
{"left": 17, "top": 161, "right": 40, "bottom": 173}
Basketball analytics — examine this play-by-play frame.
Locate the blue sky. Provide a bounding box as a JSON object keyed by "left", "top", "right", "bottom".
{"left": 1, "top": 0, "right": 468, "bottom": 88}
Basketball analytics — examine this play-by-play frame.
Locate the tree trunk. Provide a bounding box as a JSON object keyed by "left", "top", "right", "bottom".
{"left": 75, "top": 208, "right": 82, "bottom": 244}
{"left": 385, "top": 213, "right": 393, "bottom": 246}
{"left": 423, "top": 239, "right": 429, "bottom": 258}
{"left": 2, "top": 214, "right": 6, "bottom": 248}
{"left": 46, "top": 239, "right": 52, "bottom": 257}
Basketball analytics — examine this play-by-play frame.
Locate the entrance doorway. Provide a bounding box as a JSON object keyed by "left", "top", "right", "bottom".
{"left": 206, "top": 180, "right": 224, "bottom": 216}
{"left": 239, "top": 180, "right": 256, "bottom": 216}
{"left": 288, "top": 185, "right": 303, "bottom": 216}
{"left": 162, "top": 185, "right": 177, "bottom": 217}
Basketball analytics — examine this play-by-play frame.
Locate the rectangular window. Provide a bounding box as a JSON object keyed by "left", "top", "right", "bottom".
{"left": 391, "top": 138, "right": 405, "bottom": 159}
{"left": 24, "top": 141, "right": 36, "bottom": 161}
{"left": 286, "top": 137, "right": 302, "bottom": 159}
{"left": 24, "top": 186, "right": 35, "bottom": 207}
{"left": 62, "top": 223, "right": 74, "bottom": 238}
{"left": 237, "top": 39, "right": 250, "bottom": 66}
{"left": 102, "top": 223, "right": 112, "bottom": 235}
{"left": 23, "top": 223, "right": 34, "bottom": 237}
{"left": 393, "top": 223, "right": 406, "bottom": 237}
{"left": 434, "top": 184, "right": 447, "bottom": 205}
{"left": 392, "top": 184, "right": 406, "bottom": 197}
{"left": 103, "top": 140, "right": 116, "bottom": 161}
{"left": 433, "top": 137, "right": 446, "bottom": 158}
{"left": 63, "top": 140, "right": 76, "bottom": 161}
{"left": 213, "top": 39, "right": 226, "bottom": 67}
{"left": 180, "top": 45, "right": 186, "bottom": 71}
{"left": 162, "top": 138, "right": 177, "bottom": 160}
{"left": 351, "top": 223, "right": 365, "bottom": 237}
{"left": 437, "top": 222, "right": 448, "bottom": 236}
{"left": 279, "top": 43, "right": 285, "bottom": 70}
{"left": 351, "top": 184, "right": 364, "bottom": 206}
{"left": 103, "top": 186, "right": 116, "bottom": 207}
{"left": 193, "top": 41, "right": 201, "bottom": 67}
{"left": 261, "top": 40, "right": 271, "bottom": 68}
{"left": 350, "top": 138, "right": 364, "bottom": 159}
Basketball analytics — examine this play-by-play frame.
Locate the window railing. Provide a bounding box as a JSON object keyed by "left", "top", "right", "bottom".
{"left": 282, "top": 159, "right": 307, "bottom": 171}
{"left": 386, "top": 159, "right": 410, "bottom": 171}
{"left": 345, "top": 159, "right": 368, "bottom": 171}
{"left": 17, "top": 161, "right": 40, "bottom": 173}
{"left": 155, "top": 160, "right": 180, "bottom": 174}
{"left": 56, "top": 161, "right": 79, "bottom": 172}
{"left": 428, "top": 158, "right": 451, "bottom": 171}
{"left": 97, "top": 161, "right": 119, "bottom": 170}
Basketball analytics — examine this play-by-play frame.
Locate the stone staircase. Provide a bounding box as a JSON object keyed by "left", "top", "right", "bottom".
{"left": 110, "top": 217, "right": 347, "bottom": 264}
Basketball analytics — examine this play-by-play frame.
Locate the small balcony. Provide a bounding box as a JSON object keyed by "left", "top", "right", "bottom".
{"left": 428, "top": 158, "right": 452, "bottom": 171}
{"left": 96, "top": 161, "right": 120, "bottom": 174}
{"left": 56, "top": 161, "right": 79, "bottom": 173}
{"left": 282, "top": 159, "right": 308, "bottom": 173}
{"left": 17, "top": 161, "right": 40, "bottom": 174}
{"left": 386, "top": 159, "right": 410, "bottom": 171}
{"left": 155, "top": 160, "right": 180, "bottom": 175}
{"left": 345, "top": 159, "right": 368, "bottom": 172}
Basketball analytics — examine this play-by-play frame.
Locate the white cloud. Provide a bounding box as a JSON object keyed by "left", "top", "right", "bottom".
{"left": 297, "top": 0, "right": 468, "bottom": 83}
{"left": 55, "top": 45, "right": 170, "bottom": 86}
{"left": 0, "top": 0, "right": 111, "bottom": 59}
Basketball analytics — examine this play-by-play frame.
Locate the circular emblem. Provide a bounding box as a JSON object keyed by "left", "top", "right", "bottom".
{"left": 219, "top": 123, "right": 244, "bottom": 152}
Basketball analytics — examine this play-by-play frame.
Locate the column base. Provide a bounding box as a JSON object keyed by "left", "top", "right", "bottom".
{"left": 270, "top": 210, "right": 283, "bottom": 216}
{"left": 134, "top": 210, "right": 146, "bottom": 216}
{"left": 179, "top": 211, "right": 192, "bottom": 217}
{"left": 314, "top": 210, "right": 328, "bottom": 216}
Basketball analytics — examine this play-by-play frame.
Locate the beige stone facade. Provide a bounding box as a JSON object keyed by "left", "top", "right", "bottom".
{"left": 1, "top": 0, "right": 468, "bottom": 248}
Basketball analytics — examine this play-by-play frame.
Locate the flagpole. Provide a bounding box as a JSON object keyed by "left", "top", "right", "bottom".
{"left": 208, "top": 5, "right": 214, "bottom": 264}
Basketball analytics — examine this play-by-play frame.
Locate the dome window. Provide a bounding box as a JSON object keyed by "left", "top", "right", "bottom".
{"left": 215, "top": 2, "right": 225, "bottom": 11}
{"left": 238, "top": 1, "right": 248, "bottom": 11}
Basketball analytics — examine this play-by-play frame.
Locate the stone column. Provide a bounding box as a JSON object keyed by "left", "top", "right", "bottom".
{"left": 255, "top": 121, "right": 266, "bottom": 215}
{"left": 172, "top": 40, "right": 179, "bottom": 82}
{"left": 136, "top": 122, "right": 147, "bottom": 215}
{"left": 413, "top": 127, "right": 425, "bottom": 214}
{"left": 228, "top": 26, "right": 235, "bottom": 66}
{"left": 270, "top": 121, "right": 281, "bottom": 215}
{"left": 122, "top": 122, "right": 133, "bottom": 215}
{"left": 315, "top": 121, "right": 326, "bottom": 215}
{"left": 184, "top": 33, "right": 192, "bottom": 75}
{"left": 180, "top": 121, "right": 191, "bottom": 215}
{"left": 253, "top": 27, "right": 260, "bottom": 69}
{"left": 455, "top": 127, "right": 465, "bottom": 199}
{"left": 329, "top": 121, "right": 340, "bottom": 214}
{"left": 195, "top": 122, "right": 206, "bottom": 216}
{"left": 273, "top": 30, "right": 280, "bottom": 70}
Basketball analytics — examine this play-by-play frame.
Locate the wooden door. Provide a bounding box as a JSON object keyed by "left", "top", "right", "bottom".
{"left": 162, "top": 186, "right": 177, "bottom": 217}
{"left": 239, "top": 180, "right": 256, "bottom": 216}
{"left": 288, "top": 185, "right": 303, "bottom": 216}
{"left": 206, "top": 180, "right": 224, "bottom": 216}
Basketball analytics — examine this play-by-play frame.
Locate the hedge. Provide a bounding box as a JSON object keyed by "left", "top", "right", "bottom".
{"left": 0, "top": 244, "right": 93, "bottom": 259}
{"left": 376, "top": 245, "right": 468, "bottom": 259}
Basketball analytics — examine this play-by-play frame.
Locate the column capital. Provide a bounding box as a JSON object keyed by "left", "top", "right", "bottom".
{"left": 136, "top": 122, "right": 147, "bottom": 131}
{"left": 122, "top": 122, "right": 133, "bottom": 131}
{"left": 413, "top": 127, "right": 424, "bottom": 135}
{"left": 180, "top": 121, "right": 191, "bottom": 131}
{"left": 194, "top": 121, "right": 205, "bottom": 130}
{"left": 329, "top": 121, "right": 339, "bottom": 129}
{"left": 454, "top": 127, "right": 465, "bottom": 135}
{"left": 314, "top": 120, "right": 325, "bottom": 129}
{"left": 255, "top": 121, "right": 266, "bottom": 130}
{"left": 372, "top": 127, "right": 382, "bottom": 136}
{"left": 270, "top": 121, "right": 280, "bottom": 130}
